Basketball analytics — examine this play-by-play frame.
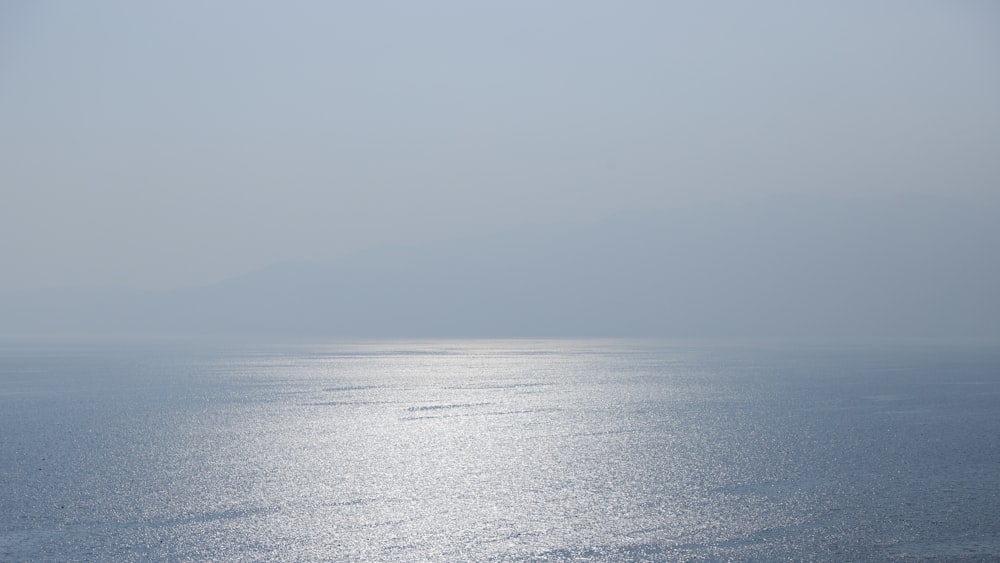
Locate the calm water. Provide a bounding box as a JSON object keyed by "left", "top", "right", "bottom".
{"left": 1, "top": 339, "right": 998, "bottom": 561}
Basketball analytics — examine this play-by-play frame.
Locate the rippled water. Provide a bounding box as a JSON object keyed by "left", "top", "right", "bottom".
{"left": 2, "top": 339, "right": 999, "bottom": 561}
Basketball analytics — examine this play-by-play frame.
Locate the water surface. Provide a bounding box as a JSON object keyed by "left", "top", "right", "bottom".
{"left": 2, "top": 339, "right": 998, "bottom": 560}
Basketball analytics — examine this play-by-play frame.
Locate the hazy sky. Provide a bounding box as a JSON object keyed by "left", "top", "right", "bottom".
{"left": 2, "top": 1, "right": 998, "bottom": 292}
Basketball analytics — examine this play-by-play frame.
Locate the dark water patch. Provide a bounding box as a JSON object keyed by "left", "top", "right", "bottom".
{"left": 406, "top": 402, "right": 494, "bottom": 412}
{"left": 565, "top": 428, "right": 643, "bottom": 438}
{"left": 401, "top": 413, "right": 487, "bottom": 421}
{"left": 323, "top": 385, "right": 386, "bottom": 393}
{"left": 326, "top": 497, "right": 382, "bottom": 508}
{"left": 445, "top": 382, "right": 554, "bottom": 390}
{"left": 307, "top": 400, "right": 398, "bottom": 406}
{"left": 528, "top": 542, "right": 682, "bottom": 561}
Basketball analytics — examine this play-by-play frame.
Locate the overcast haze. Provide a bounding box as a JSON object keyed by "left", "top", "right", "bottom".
{"left": 2, "top": 1, "right": 999, "bottom": 292}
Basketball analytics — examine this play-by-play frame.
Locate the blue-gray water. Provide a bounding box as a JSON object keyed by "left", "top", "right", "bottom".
{"left": 2, "top": 339, "right": 998, "bottom": 561}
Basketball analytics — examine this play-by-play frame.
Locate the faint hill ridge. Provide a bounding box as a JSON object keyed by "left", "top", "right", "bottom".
{"left": 2, "top": 194, "right": 998, "bottom": 339}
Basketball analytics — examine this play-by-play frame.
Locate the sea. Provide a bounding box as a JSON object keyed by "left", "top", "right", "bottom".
{"left": 1, "top": 338, "right": 998, "bottom": 561}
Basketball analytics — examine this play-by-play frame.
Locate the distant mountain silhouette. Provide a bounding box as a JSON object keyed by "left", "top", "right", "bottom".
{"left": 3, "top": 194, "right": 999, "bottom": 339}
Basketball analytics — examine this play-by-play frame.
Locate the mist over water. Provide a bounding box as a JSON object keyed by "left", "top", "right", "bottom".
{"left": 2, "top": 339, "right": 998, "bottom": 561}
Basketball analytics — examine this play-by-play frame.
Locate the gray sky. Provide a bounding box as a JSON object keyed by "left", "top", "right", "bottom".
{"left": 2, "top": 1, "right": 998, "bottom": 292}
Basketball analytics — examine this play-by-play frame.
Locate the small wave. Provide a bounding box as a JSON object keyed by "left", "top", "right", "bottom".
{"left": 323, "top": 385, "right": 385, "bottom": 392}
{"left": 406, "top": 402, "right": 493, "bottom": 412}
